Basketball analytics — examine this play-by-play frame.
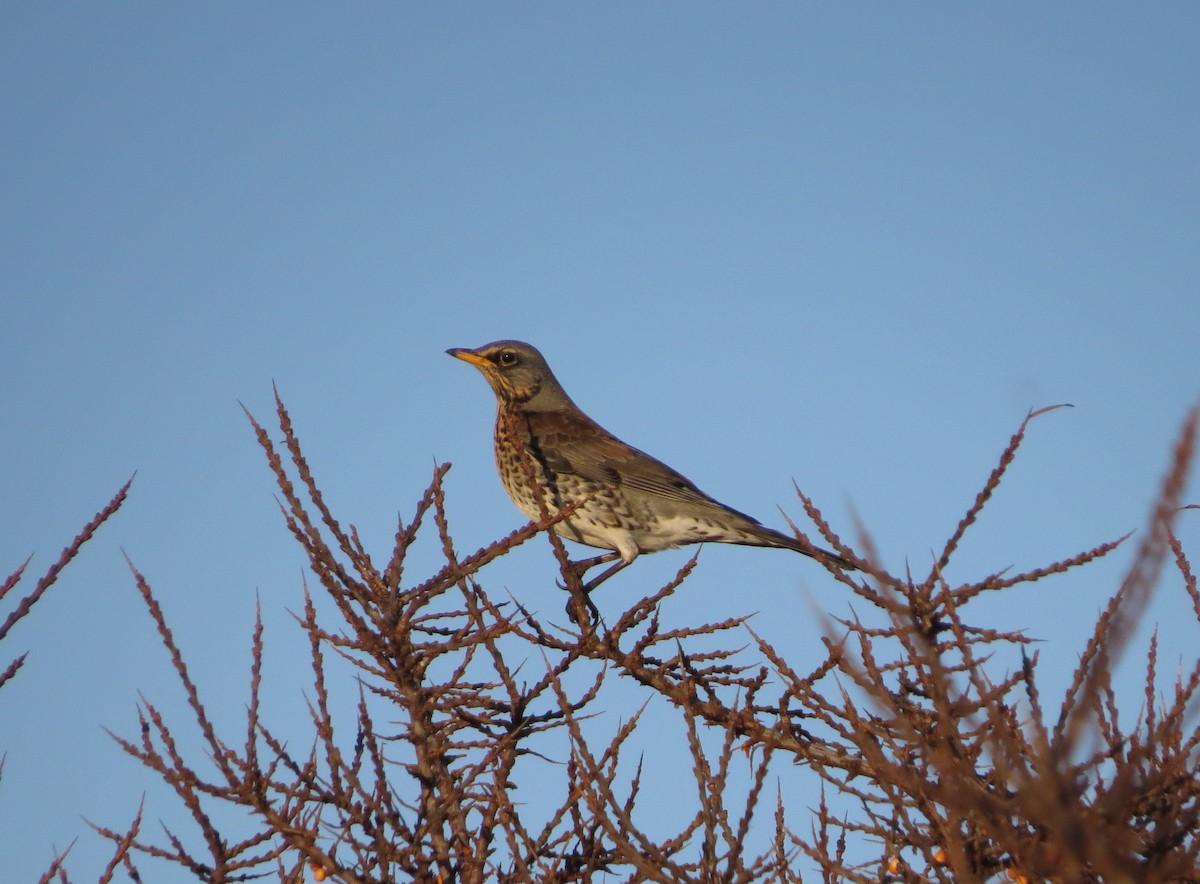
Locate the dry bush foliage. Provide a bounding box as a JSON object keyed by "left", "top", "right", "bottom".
{"left": 1, "top": 481, "right": 130, "bottom": 693}
{"left": 0, "top": 480, "right": 132, "bottom": 881}
{"left": 22, "top": 395, "right": 1200, "bottom": 883}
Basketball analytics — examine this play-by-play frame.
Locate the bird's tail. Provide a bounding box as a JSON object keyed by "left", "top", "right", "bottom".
{"left": 752, "top": 525, "right": 857, "bottom": 571}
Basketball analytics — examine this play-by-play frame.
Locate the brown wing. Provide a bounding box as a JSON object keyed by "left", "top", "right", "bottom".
{"left": 521, "top": 407, "right": 856, "bottom": 569}
{"left": 525, "top": 409, "right": 762, "bottom": 520}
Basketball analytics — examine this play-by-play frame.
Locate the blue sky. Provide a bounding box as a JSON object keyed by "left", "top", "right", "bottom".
{"left": 3, "top": 4, "right": 1198, "bottom": 878}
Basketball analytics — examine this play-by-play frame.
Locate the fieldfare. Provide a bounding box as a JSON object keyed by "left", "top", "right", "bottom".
{"left": 448, "top": 340, "right": 853, "bottom": 601}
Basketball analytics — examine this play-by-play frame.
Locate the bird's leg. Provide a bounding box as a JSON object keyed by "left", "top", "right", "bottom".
{"left": 557, "top": 552, "right": 619, "bottom": 589}
{"left": 564, "top": 558, "right": 635, "bottom": 625}
{"left": 581, "top": 558, "right": 631, "bottom": 594}
{"left": 558, "top": 552, "right": 625, "bottom": 626}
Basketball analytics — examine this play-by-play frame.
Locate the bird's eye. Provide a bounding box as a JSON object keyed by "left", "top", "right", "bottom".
{"left": 497, "top": 351, "right": 518, "bottom": 366}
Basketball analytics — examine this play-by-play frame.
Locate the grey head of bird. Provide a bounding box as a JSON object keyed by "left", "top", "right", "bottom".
{"left": 446, "top": 340, "right": 576, "bottom": 411}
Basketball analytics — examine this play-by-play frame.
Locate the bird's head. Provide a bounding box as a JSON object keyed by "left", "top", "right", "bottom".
{"left": 447, "top": 340, "right": 574, "bottom": 410}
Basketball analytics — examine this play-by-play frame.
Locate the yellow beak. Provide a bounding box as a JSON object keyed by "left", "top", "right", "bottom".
{"left": 446, "top": 348, "right": 491, "bottom": 369}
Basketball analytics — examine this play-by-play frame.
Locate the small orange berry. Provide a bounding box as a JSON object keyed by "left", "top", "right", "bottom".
{"left": 310, "top": 864, "right": 327, "bottom": 882}
{"left": 932, "top": 847, "right": 948, "bottom": 865}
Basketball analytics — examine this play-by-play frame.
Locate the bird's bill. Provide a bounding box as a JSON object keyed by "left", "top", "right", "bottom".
{"left": 446, "top": 348, "right": 491, "bottom": 369}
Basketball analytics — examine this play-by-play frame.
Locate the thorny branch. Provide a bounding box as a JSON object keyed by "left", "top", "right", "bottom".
{"left": 68, "top": 400, "right": 1200, "bottom": 881}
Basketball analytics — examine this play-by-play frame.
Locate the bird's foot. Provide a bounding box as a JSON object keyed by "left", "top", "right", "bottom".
{"left": 564, "top": 589, "right": 600, "bottom": 626}
{"left": 557, "top": 553, "right": 627, "bottom": 627}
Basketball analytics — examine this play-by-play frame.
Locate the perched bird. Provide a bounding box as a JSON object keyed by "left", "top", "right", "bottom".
{"left": 448, "top": 340, "right": 853, "bottom": 595}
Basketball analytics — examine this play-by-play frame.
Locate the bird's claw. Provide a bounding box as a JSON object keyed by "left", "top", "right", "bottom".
{"left": 564, "top": 590, "right": 600, "bottom": 626}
